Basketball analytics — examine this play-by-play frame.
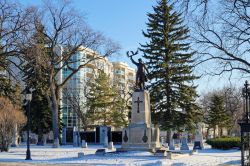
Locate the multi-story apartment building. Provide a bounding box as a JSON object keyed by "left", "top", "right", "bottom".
{"left": 60, "top": 47, "right": 135, "bottom": 134}
{"left": 61, "top": 47, "right": 114, "bottom": 129}
{"left": 112, "top": 62, "right": 135, "bottom": 100}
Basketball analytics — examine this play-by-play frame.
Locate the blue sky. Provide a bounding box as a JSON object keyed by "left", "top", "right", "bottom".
{"left": 72, "top": 0, "right": 156, "bottom": 65}
{"left": 71, "top": 0, "right": 239, "bottom": 93}
{"left": 19, "top": 0, "right": 239, "bottom": 94}
{"left": 20, "top": 0, "right": 156, "bottom": 65}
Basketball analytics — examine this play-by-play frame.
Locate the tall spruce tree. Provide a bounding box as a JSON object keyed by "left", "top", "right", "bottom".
{"left": 22, "top": 22, "right": 52, "bottom": 144}
{"left": 140, "top": 0, "right": 200, "bottom": 135}
{"left": 30, "top": 91, "right": 52, "bottom": 145}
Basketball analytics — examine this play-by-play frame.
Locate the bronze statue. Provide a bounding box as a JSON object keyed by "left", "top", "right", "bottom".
{"left": 127, "top": 50, "right": 149, "bottom": 91}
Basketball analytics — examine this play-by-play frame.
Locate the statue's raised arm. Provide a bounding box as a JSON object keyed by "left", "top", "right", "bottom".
{"left": 126, "top": 50, "right": 138, "bottom": 65}
{"left": 127, "top": 50, "right": 148, "bottom": 91}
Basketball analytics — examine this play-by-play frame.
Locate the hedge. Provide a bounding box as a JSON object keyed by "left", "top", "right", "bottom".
{"left": 206, "top": 137, "right": 240, "bottom": 150}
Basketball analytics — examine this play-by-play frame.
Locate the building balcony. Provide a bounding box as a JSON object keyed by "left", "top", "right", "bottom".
{"left": 115, "top": 70, "right": 125, "bottom": 75}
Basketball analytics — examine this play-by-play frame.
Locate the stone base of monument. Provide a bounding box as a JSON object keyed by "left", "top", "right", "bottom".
{"left": 121, "top": 124, "right": 161, "bottom": 152}
{"left": 120, "top": 91, "right": 161, "bottom": 152}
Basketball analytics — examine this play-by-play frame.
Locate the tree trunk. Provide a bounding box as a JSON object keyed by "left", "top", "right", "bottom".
{"left": 1, "top": 136, "right": 9, "bottom": 152}
{"left": 36, "top": 128, "right": 43, "bottom": 145}
{"left": 206, "top": 127, "right": 210, "bottom": 139}
{"left": 47, "top": 81, "right": 60, "bottom": 148}
{"left": 166, "top": 130, "right": 172, "bottom": 145}
{"left": 220, "top": 127, "right": 223, "bottom": 137}
{"left": 227, "top": 128, "right": 231, "bottom": 136}
{"left": 11, "top": 124, "right": 18, "bottom": 147}
{"left": 42, "top": 134, "right": 47, "bottom": 146}
{"left": 213, "top": 127, "right": 216, "bottom": 138}
{"left": 51, "top": 93, "right": 59, "bottom": 148}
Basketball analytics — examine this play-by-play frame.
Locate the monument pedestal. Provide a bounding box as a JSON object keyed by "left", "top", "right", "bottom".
{"left": 121, "top": 90, "right": 160, "bottom": 151}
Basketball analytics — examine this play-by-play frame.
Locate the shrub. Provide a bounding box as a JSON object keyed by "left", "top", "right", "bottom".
{"left": 206, "top": 137, "right": 240, "bottom": 150}
{"left": 0, "top": 97, "right": 26, "bottom": 152}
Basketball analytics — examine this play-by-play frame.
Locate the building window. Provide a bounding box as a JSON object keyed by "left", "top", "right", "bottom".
{"left": 115, "top": 70, "right": 125, "bottom": 75}
{"left": 68, "top": 119, "right": 72, "bottom": 127}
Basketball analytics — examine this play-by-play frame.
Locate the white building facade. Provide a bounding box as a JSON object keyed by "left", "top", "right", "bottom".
{"left": 60, "top": 48, "right": 135, "bottom": 132}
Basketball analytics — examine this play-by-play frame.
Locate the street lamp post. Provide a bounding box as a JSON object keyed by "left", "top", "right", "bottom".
{"left": 244, "top": 81, "right": 249, "bottom": 123}
{"left": 22, "top": 87, "right": 33, "bottom": 160}
{"left": 239, "top": 81, "right": 250, "bottom": 166}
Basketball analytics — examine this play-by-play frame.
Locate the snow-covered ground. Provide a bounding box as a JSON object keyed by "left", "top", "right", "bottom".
{"left": 0, "top": 144, "right": 240, "bottom": 166}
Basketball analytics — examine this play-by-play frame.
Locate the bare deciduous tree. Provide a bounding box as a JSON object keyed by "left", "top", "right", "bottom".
{"left": 224, "top": 87, "right": 243, "bottom": 135}
{"left": 64, "top": 86, "right": 90, "bottom": 131}
{"left": 179, "top": 0, "right": 250, "bottom": 78}
{"left": 21, "top": 1, "right": 120, "bottom": 147}
{"left": 0, "top": 0, "right": 30, "bottom": 76}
